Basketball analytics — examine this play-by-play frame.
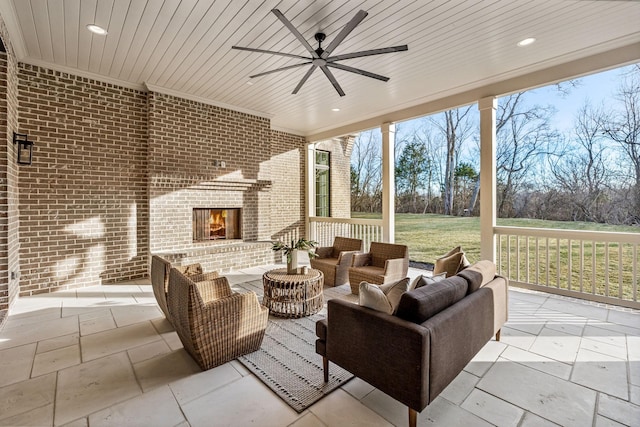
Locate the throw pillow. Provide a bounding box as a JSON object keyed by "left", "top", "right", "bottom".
{"left": 457, "top": 260, "right": 496, "bottom": 293}
{"left": 176, "top": 263, "right": 203, "bottom": 276}
{"left": 396, "top": 276, "right": 469, "bottom": 324}
{"left": 359, "top": 277, "right": 410, "bottom": 315}
{"left": 434, "top": 251, "right": 470, "bottom": 277}
{"left": 409, "top": 272, "right": 447, "bottom": 290}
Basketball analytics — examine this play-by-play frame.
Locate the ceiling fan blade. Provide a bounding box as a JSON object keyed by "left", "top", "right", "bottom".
{"left": 250, "top": 62, "right": 312, "bottom": 78}
{"left": 322, "top": 9, "right": 368, "bottom": 59}
{"left": 326, "top": 62, "right": 389, "bottom": 82}
{"left": 327, "top": 45, "right": 408, "bottom": 62}
{"left": 292, "top": 64, "right": 318, "bottom": 94}
{"left": 320, "top": 65, "right": 346, "bottom": 97}
{"left": 232, "top": 46, "right": 309, "bottom": 60}
{"left": 272, "top": 9, "right": 318, "bottom": 58}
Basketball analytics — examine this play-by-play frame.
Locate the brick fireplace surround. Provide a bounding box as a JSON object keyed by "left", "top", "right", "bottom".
{"left": 0, "top": 16, "right": 364, "bottom": 325}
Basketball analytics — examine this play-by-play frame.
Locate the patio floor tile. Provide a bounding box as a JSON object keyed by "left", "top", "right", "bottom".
{"left": 0, "top": 343, "right": 36, "bottom": 387}
{"left": 54, "top": 352, "right": 141, "bottom": 425}
{"left": 80, "top": 320, "right": 161, "bottom": 361}
{"left": 88, "top": 385, "right": 185, "bottom": 427}
{"left": 477, "top": 358, "right": 596, "bottom": 426}
{"left": 597, "top": 392, "right": 640, "bottom": 426}
{"left": 182, "top": 375, "right": 300, "bottom": 427}
{"left": 0, "top": 372, "right": 56, "bottom": 422}
{"left": 529, "top": 326, "right": 581, "bottom": 362}
{"left": 460, "top": 388, "right": 525, "bottom": 426}
{"left": 312, "top": 388, "right": 394, "bottom": 427}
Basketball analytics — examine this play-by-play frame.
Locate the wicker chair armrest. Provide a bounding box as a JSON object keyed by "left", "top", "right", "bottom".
{"left": 314, "top": 247, "right": 334, "bottom": 258}
{"left": 188, "top": 271, "right": 220, "bottom": 283}
{"left": 195, "top": 277, "right": 233, "bottom": 302}
{"left": 383, "top": 258, "right": 406, "bottom": 276}
{"left": 337, "top": 251, "right": 358, "bottom": 266}
{"left": 351, "top": 252, "right": 372, "bottom": 267}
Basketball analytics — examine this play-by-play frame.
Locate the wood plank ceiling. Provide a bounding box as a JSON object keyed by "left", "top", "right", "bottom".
{"left": 1, "top": 0, "right": 639, "bottom": 137}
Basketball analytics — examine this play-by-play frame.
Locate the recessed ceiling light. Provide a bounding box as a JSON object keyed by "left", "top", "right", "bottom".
{"left": 517, "top": 37, "right": 536, "bottom": 47}
{"left": 86, "top": 24, "right": 108, "bottom": 35}
{"left": 331, "top": 108, "right": 340, "bottom": 112}
{"left": 246, "top": 81, "right": 254, "bottom": 86}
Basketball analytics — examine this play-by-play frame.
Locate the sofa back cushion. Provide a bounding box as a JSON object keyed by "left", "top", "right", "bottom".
{"left": 457, "top": 260, "right": 496, "bottom": 294}
{"left": 395, "top": 276, "right": 468, "bottom": 324}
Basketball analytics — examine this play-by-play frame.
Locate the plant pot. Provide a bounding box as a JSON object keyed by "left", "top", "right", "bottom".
{"left": 287, "top": 250, "right": 298, "bottom": 274}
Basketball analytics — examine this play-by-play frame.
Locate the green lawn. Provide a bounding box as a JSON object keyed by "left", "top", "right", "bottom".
{"left": 352, "top": 212, "right": 638, "bottom": 263}
{"left": 352, "top": 212, "right": 639, "bottom": 300}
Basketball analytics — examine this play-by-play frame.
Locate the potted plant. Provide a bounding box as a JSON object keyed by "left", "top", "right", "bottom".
{"left": 272, "top": 238, "right": 318, "bottom": 274}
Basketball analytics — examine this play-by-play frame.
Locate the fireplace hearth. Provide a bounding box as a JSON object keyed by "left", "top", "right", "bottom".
{"left": 193, "top": 208, "right": 241, "bottom": 241}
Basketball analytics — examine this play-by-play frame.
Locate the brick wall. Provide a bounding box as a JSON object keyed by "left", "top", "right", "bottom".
{"left": 0, "top": 57, "right": 318, "bottom": 300}
{"left": 16, "top": 65, "right": 148, "bottom": 295}
{"left": 0, "top": 15, "right": 19, "bottom": 323}
{"left": 148, "top": 92, "right": 307, "bottom": 270}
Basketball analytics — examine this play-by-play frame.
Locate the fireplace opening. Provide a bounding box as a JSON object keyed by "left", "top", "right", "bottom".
{"left": 193, "top": 208, "right": 241, "bottom": 241}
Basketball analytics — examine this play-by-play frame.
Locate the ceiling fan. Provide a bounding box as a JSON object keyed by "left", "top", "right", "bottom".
{"left": 232, "top": 9, "right": 408, "bottom": 96}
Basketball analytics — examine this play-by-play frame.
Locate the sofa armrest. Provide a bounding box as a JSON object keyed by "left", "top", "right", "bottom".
{"left": 315, "top": 247, "right": 334, "bottom": 258}
{"left": 336, "top": 251, "right": 358, "bottom": 266}
{"left": 324, "top": 299, "right": 430, "bottom": 411}
{"left": 383, "top": 258, "right": 406, "bottom": 277}
{"left": 351, "top": 252, "right": 371, "bottom": 267}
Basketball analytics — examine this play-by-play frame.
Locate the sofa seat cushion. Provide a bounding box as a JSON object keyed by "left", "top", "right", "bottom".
{"left": 457, "top": 260, "right": 497, "bottom": 294}
{"left": 396, "top": 276, "right": 469, "bottom": 324}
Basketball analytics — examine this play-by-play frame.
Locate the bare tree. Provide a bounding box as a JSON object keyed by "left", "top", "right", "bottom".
{"left": 602, "top": 65, "right": 640, "bottom": 223}
{"left": 496, "top": 93, "right": 559, "bottom": 217}
{"left": 350, "top": 130, "right": 382, "bottom": 212}
{"left": 548, "top": 102, "right": 613, "bottom": 222}
{"left": 430, "top": 106, "right": 475, "bottom": 215}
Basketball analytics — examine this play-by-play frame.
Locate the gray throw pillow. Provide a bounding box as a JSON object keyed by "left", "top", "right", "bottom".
{"left": 409, "top": 272, "right": 447, "bottom": 290}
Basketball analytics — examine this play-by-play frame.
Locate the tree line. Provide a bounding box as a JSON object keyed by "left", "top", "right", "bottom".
{"left": 350, "top": 65, "right": 640, "bottom": 225}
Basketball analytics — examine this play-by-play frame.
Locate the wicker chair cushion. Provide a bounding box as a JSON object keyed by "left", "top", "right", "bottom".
{"left": 359, "top": 277, "right": 410, "bottom": 315}
{"left": 175, "top": 264, "right": 203, "bottom": 276}
{"left": 311, "top": 257, "right": 340, "bottom": 268}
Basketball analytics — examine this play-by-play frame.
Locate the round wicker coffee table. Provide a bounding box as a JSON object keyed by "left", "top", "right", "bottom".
{"left": 262, "top": 268, "right": 324, "bottom": 318}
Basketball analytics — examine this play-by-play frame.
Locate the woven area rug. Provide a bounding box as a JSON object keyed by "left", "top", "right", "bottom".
{"left": 237, "top": 281, "right": 356, "bottom": 413}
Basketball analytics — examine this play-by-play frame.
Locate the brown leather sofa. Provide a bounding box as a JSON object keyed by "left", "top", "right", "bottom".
{"left": 310, "top": 237, "right": 363, "bottom": 286}
{"left": 316, "top": 261, "right": 507, "bottom": 427}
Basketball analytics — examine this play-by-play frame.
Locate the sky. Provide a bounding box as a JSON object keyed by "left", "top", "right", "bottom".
{"left": 522, "top": 64, "right": 633, "bottom": 133}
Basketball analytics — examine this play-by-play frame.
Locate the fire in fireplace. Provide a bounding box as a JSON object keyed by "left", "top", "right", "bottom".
{"left": 193, "top": 208, "right": 241, "bottom": 241}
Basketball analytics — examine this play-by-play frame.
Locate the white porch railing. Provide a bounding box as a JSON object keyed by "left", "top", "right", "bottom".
{"left": 308, "top": 217, "right": 383, "bottom": 251}
{"left": 495, "top": 226, "right": 640, "bottom": 309}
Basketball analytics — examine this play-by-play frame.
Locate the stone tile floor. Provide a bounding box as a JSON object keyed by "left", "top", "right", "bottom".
{"left": 0, "top": 264, "right": 638, "bottom": 426}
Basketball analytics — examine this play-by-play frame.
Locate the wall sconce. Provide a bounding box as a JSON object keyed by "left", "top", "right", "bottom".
{"left": 13, "top": 132, "right": 34, "bottom": 165}
{"left": 212, "top": 160, "right": 226, "bottom": 168}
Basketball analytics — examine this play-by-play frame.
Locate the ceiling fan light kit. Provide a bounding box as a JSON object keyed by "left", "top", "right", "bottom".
{"left": 232, "top": 9, "right": 408, "bottom": 96}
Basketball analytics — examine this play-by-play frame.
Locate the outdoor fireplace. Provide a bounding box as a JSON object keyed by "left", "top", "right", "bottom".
{"left": 193, "top": 208, "right": 241, "bottom": 241}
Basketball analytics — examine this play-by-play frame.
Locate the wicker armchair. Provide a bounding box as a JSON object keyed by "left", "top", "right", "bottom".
{"left": 167, "top": 268, "right": 268, "bottom": 370}
{"left": 348, "top": 242, "right": 409, "bottom": 294}
{"left": 310, "top": 237, "right": 363, "bottom": 287}
{"left": 150, "top": 255, "right": 218, "bottom": 322}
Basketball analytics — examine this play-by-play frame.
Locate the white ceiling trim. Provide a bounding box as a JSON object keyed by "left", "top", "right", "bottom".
{"left": 144, "top": 83, "right": 273, "bottom": 120}
{"left": 20, "top": 56, "right": 146, "bottom": 91}
{"left": 0, "top": 1, "right": 27, "bottom": 59}
{"left": 270, "top": 125, "right": 306, "bottom": 136}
